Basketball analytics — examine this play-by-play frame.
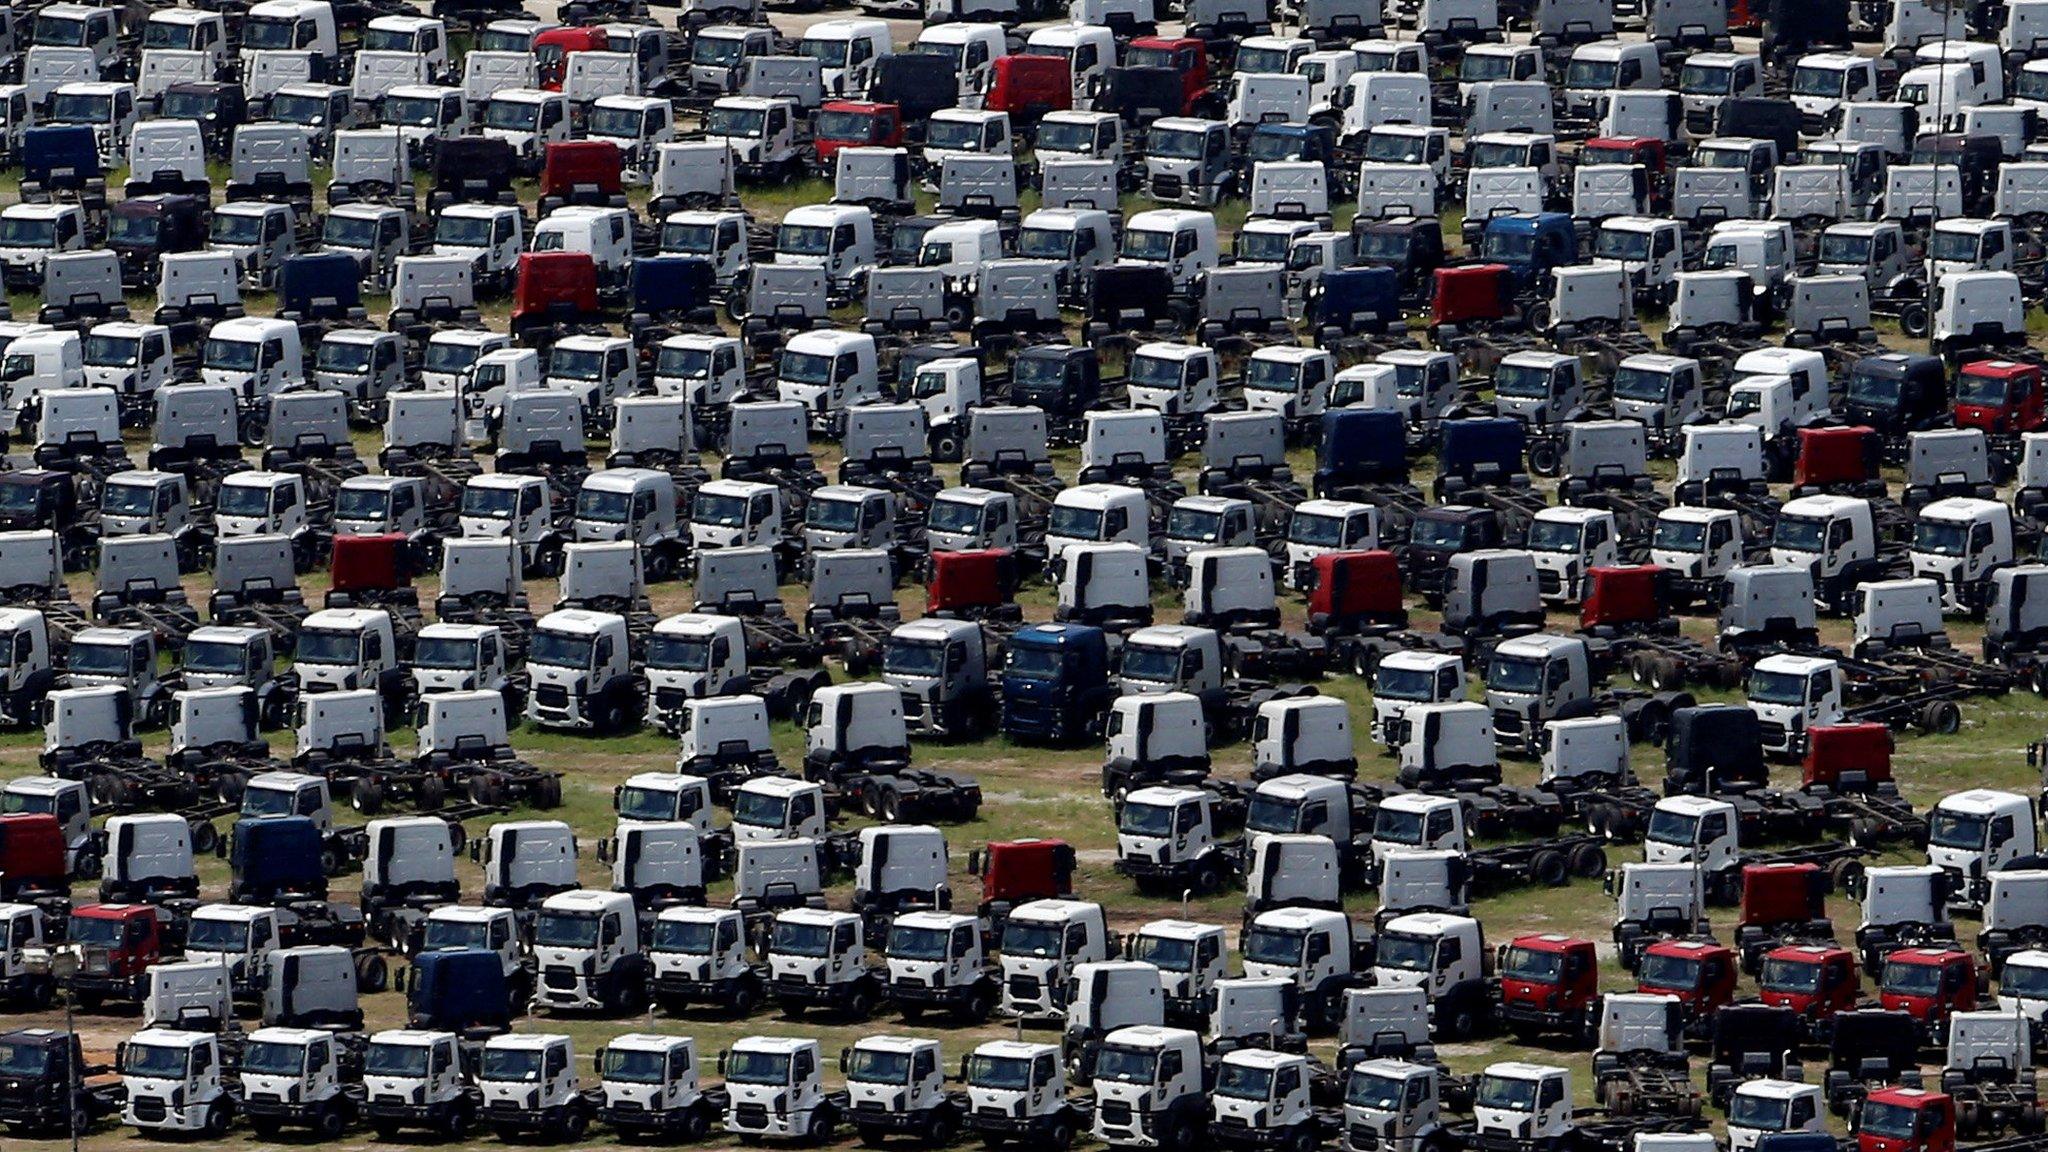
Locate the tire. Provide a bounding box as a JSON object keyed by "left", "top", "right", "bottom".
{"left": 1532, "top": 849, "right": 1569, "bottom": 887}
{"left": 923, "top": 1106, "right": 958, "bottom": 1147}
{"left": 203, "top": 1101, "right": 233, "bottom": 1138}
{"left": 215, "top": 771, "right": 248, "bottom": 804}
{"left": 1569, "top": 843, "right": 1607, "bottom": 878}
{"left": 1191, "top": 856, "right": 1224, "bottom": 895}
{"left": 536, "top": 774, "right": 564, "bottom": 809}
{"left": 442, "top": 1103, "right": 474, "bottom": 1141}
{"left": 680, "top": 1106, "right": 710, "bottom": 1142}
{"left": 730, "top": 981, "right": 759, "bottom": 1018}
{"left": 314, "top": 1104, "right": 347, "bottom": 1139}
{"left": 351, "top": 778, "right": 385, "bottom": 815}
{"left": 1046, "top": 1117, "right": 1074, "bottom": 1151}
{"left": 1919, "top": 700, "right": 1961, "bottom": 734}
{"left": 373, "top": 1121, "right": 403, "bottom": 1141}
{"left": 357, "top": 953, "right": 390, "bottom": 993}
{"left": 859, "top": 1125, "right": 890, "bottom": 1148}
{"left": 559, "top": 1106, "right": 591, "bottom": 1142}
{"left": 249, "top": 1116, "right": 282, "bottom": 1139}
{"left": 1527, "top": 440, "right": 1560, "bottom": 477}
{"left": 844, "top": 982, "right": 876, "bottom": 1020}
{"left": 418, "top": 774, "right": 446, "bottom": 811}
{"left": 1443, "top": 1000, "right": 1479, "bottom": 1040}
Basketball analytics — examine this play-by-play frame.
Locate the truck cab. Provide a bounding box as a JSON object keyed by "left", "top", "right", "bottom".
{"left": 1525, "top": 507, "right": 1620, "bottom": 603}
{"left": 121, "top": 1028, "right": 231, "bottom": 1135}
{"left": 1473, "top": 1063, "right": 1573, "bottom": 1152}
{"left": 722, "top": 1036, "right": 837, "bottom": 1142}
{"left": 1727, "top": 1079, "right": 1827, "bottom": 1152}
{"left": 1000, "top": 897, "right": 1109, "bottom": 1021}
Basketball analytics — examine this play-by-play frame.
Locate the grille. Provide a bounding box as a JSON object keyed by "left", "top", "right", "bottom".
{"left": 133, "top": 1098, "right": 167, "bottom": 1122}
{"left": 1493, "top": 709, "right": 1524, "bottom": 734}
{"left": 1099, "top": 1101, "right": 1133, "bottom": 1126}
{"left": 1008, "top": 975, "right": 1040, "bottom": 998}
{"left": 536, "top": 684, "right": 569, "bottom": 707}
{"left": 1538, "top": 570, "right": 1562, "bottom": 595}
{"left": 1151, "top": 175, "right": 1184, "bottom": 200}
{"left": 544, "top": 966, "right": 578, "bottom": 989}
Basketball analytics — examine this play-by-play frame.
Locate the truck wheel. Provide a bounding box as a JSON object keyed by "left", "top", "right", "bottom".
{"left": 535, "top": 775, "right": 564, "bottom": 809}
{"left": 1191, "top": 856, "right": 1225, "bottom": 895}
{"left": 559, "top": 1105, "right": 590, "bottom": 1141}
{"left": 356, "top": 953, "right": 389, "bottom": 993}
{"left": 214, "top": 770, "right": 248, "bottom": 804}
{"left": 1917, "top": 700, "right": 1961, "bottom": 734}
{"left": 1289, "top": 1126, "right": 1319, "bottom": 1152}
{"left": 960, "top": 984, "right": 996, "bottom": 1024}
{"left": 314, "top": 1103, "right": 348, "bottom": 1139}
{"left": 418, "top": 775, "right": 447, "bottom": 812}
{"left": 730, "top": 981, "right": 759, "bottom": 1018}
{"left": 249, "top": 1115, "right": 282, "bottom": 1139}
{"left": 843, "top": 981, "right": 877, "bottom": 1020}
{"left": 859, "top": 1124, "right": 890, "bottom": 1148}
{"left": 1442, "top": 999, "right": 1480, "bottom": 1040}
{"left": 1569, "top": 844, "right": 1607, "bottom": 878}
{"left": 1531, "top": 850, "right": 1569, "bottom": 887}
{"left": 1164, "top": 1113, "right": 1200, "bottom": 1150}
{"left": 351, "top": 778, "right": 385, "bottom": 815}
{"left": 810, "top": 1104, "right": 838, "bottom": 1145}
{"left": 373, "top": 1121, "right": 404, "bottom": 1141}
{"left": 680, "top": 1105, "right": 710, "bottom": 1141}
{"left": 922, "top": 1106, "right": 959, "bottom": 1146}
{"left": 203, "top": 1101, "right": 233, "bottom": 1138}
{"left": 1046, "top": 1117, "right": 1074, "bottom": 1151}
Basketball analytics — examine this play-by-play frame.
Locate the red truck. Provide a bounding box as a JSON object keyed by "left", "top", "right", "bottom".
{"left": 1792, "top": 425, "right": 1885, "bottom": 497}
{"left": 1878, "top": 946, "right": 1984, "bottom": 1040}
{"left": 1580, "top": 137, "right": 1670, "bottom": 211}
{"left": 984, "top": 55, "right": 1071, "bottom": 126}
{"left": 0, "top": 813, "right": 67, "bottom": 904}
{"left": 1637, "top": 939, "right": 1738, "bottom": 1033}
{"left": 1305, "top": 550, "right": 1407, "bottom": 636}
{"left": 532, "top": 26, "right": 607, "bottom": 91}
{"left": 813, "top": 102, "right": 904, "bottom": 173}
{"left": 1735, "top": 862, "right": 1832, "bottom": 974}
{"left": 61, "top": 903, "right": 167, "bottom": 1009}
{"left": 1497, "top": 933, "right": 1599, "bottom": 1041}
{"left": 1954, "top": 359, "right": 2045, "bottom": 437}
{"left": 1857, "top": 1086, "right": 1957, "bottom": 1152}
{"left": 1120, "top": 37, "right": 1212, "bottom": 117}
{"left": 969, "top": 838, "right": 1076, "bottom": 923}
{"left": 1759, "top": 943, "right": 1861, "bottom": 1038}
{"left": 925, "top": 550, "right": 1023, "bottom": 623}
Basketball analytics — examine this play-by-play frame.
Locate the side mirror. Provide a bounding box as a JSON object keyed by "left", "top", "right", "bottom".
{"left": 468, "top": 839, "right": 483, "bottom": 863}
{"left": 838, "top": 1047, "right": 850, "bottom": 1073}
{"left": 717, "top": 1051, "right": 728, "bottom": 1076}
{"left": 957, "top": 1055, "right": 971, "bottom": 1083}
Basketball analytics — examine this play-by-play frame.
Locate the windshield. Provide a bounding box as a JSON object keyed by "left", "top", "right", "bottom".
{"left": 1247, "top": 794, "right": 1306, "bottom": 835}
{"left": 208, "top": 210, "right": 265, "bottom": 245}
{"left": 1376, "top": 664, "right": 1444, "bottom": 703}
{"left": 217, "top": 484, "right": 273, "bottom": 517}
{"left": 657, "top": 345, "right": 711, "bottom": 379}
{"left": 844, "top": 1047, "right": 911, "bottom": 1086}
{"left": 925, "top": 118, "right": 980, "bottom": 150}
{"left": 1464, "top": 53, "right": 1518, "bottom": 82}
{"left": 1121, "top": 228, "right": 1174, "bottom": 260}
{"left": 70, "top": 915, "right": 124, "bottom": 947}
{"left": 461, "top": 486, "right": 517, "bottom": 520}
{"left": 1818, "top": 232, "right": 1871, "bottom": 265}
{"left": 1118, "top": 801, "right": 1176, "bottom": 837}
{"left": 1487, "top": 655, "right": 1545, "bottom": 694}
{"left": 1613, "top": 365, "right": 1675, "bottom": 402}
{"left": 1958, "top": 370, "right": 2017, "bottom": 406}
{"left": 109, "top": 213, "right": 161, "bottom": 247}
{"left": 692, "top": 36, "right": 744, "bottom": 65}
{"left": 529, "top": 630, "right": 594, "bottom": 670}
{"left": 186, "top": 917, "right": 247, "bottom": 952}
{"left": 1048, "top": 504, "right": 1105, "bottom": 540}
{"left": 1729, "top": 1092, "right": 1790, "bottom": 1131}
{"left": 184, "top": 638, "right": 249, "bottom": 676}
{"left": 1932, "top": 230, "right": 1982, "bottom": 263}
{"left": 1746, "top": 667, "right": 1809, "bottom": 705}
{"left": 1215, "top": 1063, "right": 1274, "bottom": 1101}
{"left": 1502, "top": 946, "right": 1564, "bottom": 982}
{"left": 383, "top": 94, "right": 444, "bottom": 127}
{"left": 1596, "top": 229, "right": 1651, "bottom": 262}
{"left": 1003, "top": 920, "right": 1063, "bottom": 958}
{"left": 1148, "top": 128, "right": 1206, "bottom": 160}
{"left": 1680, "top": 63, "right": 1732, "bottom": 94}
{"left": 47, "top": 93, "right": 112, "bottom": 124}
{"left": 2008, "top": 961, "right": 2048, "bottom": 997}
{"left": 1772, "top": 514, "right": 1828, "bottom": 552}
{"left": 967, "top": 1055, "right": 1031, "bottom": 1090}
{"left": 1929, "top": 809, "right": 1989, "bottom": 850}
{"left": 1241, "top": 925, "right": 1304, "bottom": 966}
{"left": 1760, "top": 956, "right": 1821, "bottom": 993}
{"left": 1477, "top": 1074, "right": 1539, "bottom": 1112}
{"left": 1858, "top": 1101, "right": 1921, "bottom": 1140}
{"left": 1130, "top": 933, "right": 1193, "bottom": 971}
{"left": 1122, "top": 644, "right": 1182, "bottom": 684}
{"left": 927, "top": 498, "right": 983, "bottom": 536}
{"left": 815, "top": 109, "right": 874, "bottom": 141}
{"left": 1007, "top": 645, "right": 1063, "bottom": 681}
{"left": 1376, "top": 932, "right": 1434, "bottom": 971}
{"left": 1374, "top": 807, "right": 1425, "bottom": 845}
{"left": 773, "top": 919, "right": 834, "bottom": 958}
{"left": 1365, "top": 133, "right": 1427, "bottom": 164}
{"left": 1646, "top": 807, "right": 1698, "bottom": 847}
{"left": 577, "top": 487, "right": 632, "bottom": 525}
{"left": 1914, "top": 520, "right": 1971, "bottom": 557}
{"left": 780, "top": 350, "right": 834, "bottom": 385}
{"left": 0, "top": 216, "right": 54, "bottom": 247}
{"left": 66, "top": 641, "right": 133, "bottom": 677}
{"left": 161, "top": 90, "right": 217, "bottom": 120}
{"left": 1793, "top": 66, "right": 1845, "bottom": 97}
{"left": 420, "top": 918, "right": 486, "bottom": 951}
{"left": 887, "top": 924, "right": 952, "bottom": 961}
{"left": 480, "top": 1048, "right": 543, "bottom": 1082}
{"left": 1245, "top": 357, "right": 1303, "bottom": 393}
{"left": 1638, "top": 951, "right": 1699, "bottom": 989}
{"left": 1848, "top": 371, "right": 1901, "bottom": 407}
{"left": 1238, "top": 48, "right": 1292, "bottom": 74}
{"left": 1017, "top": 227, "right": 1071, "bottom": 259}
{"left": 1482, "top": 230, "right": 1534, "bottom": 261}
{"left": 1467, "top": 140, "right": 1529, "bottom": 168}
{"left": 1348, "top": 1072, "right": 1407, "bottom": 1110}
{"left": 778, "top": 225, "right": 832, "bottom": 257}
{"left": 883, "top": 640, "right": 945, "bottom": 678}
{"left": 325, "top": 215, "right": 381, "bottom": 249}
{"left": 647, "top": 633, "right": 712, "bottom": 672}
{"left": 365, "top": 1042, "right": 429, "bottom": 1078}
{"left": 240, "top": 1040, "right": 306, "bottom": 1077}
{"left": 1239, "top": 228, "right": 1294, "bottom": 263}
{"left": 1527, "top": 518, "right": 1584, "bottom": 554}
{"left": 269, "top": 93, "right": 331, "bottom": 126}
{"left": 653, "top": 917, "right": 715, "bottom": 953}
{"left": 1094, "top": 1045, "right": 1159, "bottom": 1084}
{"left": 485, "top": 100, "right": 542, "bottom": 131}
{"left": 807, "top": 498, "right": 861, "bottom": 531}
{"left": 1652, "top": 518, "right": 1709, "bottom": 552}
{"left": 316, "top": 340, "right": 374, "bottom": 373}
{"left": 535, "top": 910, "right": 605, "bottom": 949}
{"left": 437, "top": 213, "right": 497, "bottom": 247}
{"left": 84, "top": 335, "right": 142, "bottom": 371}
{"left": 1288, "top": 512, "right": 1347, "bottom": 547}
{"left": 692, "top": 492, "right": 748, "bottom": 527}
{"left": 1494, "top": 362, "right": 1553, "bottom": 398}
{"left": 1881, "top": 958, "right": 1944, "bottom": 996}
{"left": 413, "top": 635, "right": 480, "bottom": 671}
{"left": 798, "top": 37, "right": 849, "bottom": 66}
{"left": 121, "top": 1044, "right": 190, "bottom": 1079}
{"left": 731, "top": 789, "right": 787, "bottom": 828}
{"left": 1168, "top": 506, "right": 1222, "bottom": 543}
{"left": 296, "top": 628, "right": 359, "bottom": 665}
{"left": 1567, "top": 59, "right": 1618, "bottom": 89}
{"left": 725, "top": 1050, "right": 790, "bottom": 1085}
{"left": 203, "top": 337, "right": 259, "bottom": 372}
{"left": 1036, "top": 119, "right": 1096, "bottom": 153}
{"left": 600, "top": 1046, "right": 667, "bottom": 1084}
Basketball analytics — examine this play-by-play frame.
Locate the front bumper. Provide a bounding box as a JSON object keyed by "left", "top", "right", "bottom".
{"left": 241, "top": 1094, "right": 334, "bottom": 1123}
{"left": 528, "top": 684, "right": 593, "bottom": 729}
{"left": 1211, "top": 1114, "right": 1301, "bottom": 1147}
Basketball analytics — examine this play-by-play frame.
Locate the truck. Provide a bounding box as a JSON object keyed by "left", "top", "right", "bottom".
{"left": 597, "top": 1033, "right": 724, "bottom": 1142}
{"left": 362, "top": 1029, "right": 482, "bottom": 1142}
{"left": 841, "top": 1035, "right": 964, "bottom": 1148}
{"left": 238, "top": 1026, "right": 356, "bottom": 1138}
{"left": 721, "top": 1036, "right": 844, "bottom": 1142}
{"left": 962, "top": 1040, "right": 1081, "bottom": 1150}
{"left": 478, "top": 1033, "right": 599, "bottom": 1141}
